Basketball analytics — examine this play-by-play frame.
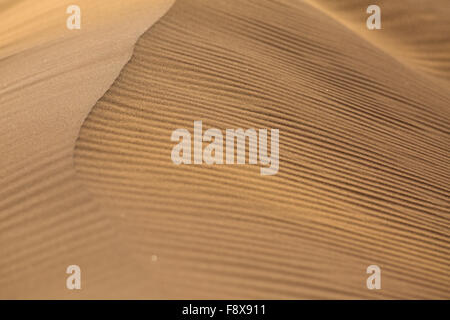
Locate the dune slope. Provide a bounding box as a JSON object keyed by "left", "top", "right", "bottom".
{"left": 0, "top": 0, "right": 174, "bottom": 298}
{"left": 74, "top": 0, "right": 450, "bottom": 298}
{"left": 308, "top": 0, "right": 450, "bottom": 83}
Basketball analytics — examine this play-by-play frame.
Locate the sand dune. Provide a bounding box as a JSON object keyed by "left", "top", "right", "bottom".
{"left": 0, "top": 0, "right": 174, "bottom": 298}
{"left": 308, "top": 0, "right": 450, "bottom": 83}
{"left": 1, "top": 0, "right": 449, "bottom": 298}
{"left": 74, "top": 0, "right": 450, "bottom": 298}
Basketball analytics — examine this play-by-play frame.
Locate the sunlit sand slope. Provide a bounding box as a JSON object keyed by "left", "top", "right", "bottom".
{"left": 75, "top": 0, "right": 450, "bottom": 298}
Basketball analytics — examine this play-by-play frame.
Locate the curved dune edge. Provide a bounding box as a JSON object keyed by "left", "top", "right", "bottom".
{"left": 75, "top": 0, "right": 449, "bottom": 298}
{"left": 0, "top": 0, "right": 174, "bottom": 298}
{"left": 307, "top": 0, "right": 450, "bottom": 84}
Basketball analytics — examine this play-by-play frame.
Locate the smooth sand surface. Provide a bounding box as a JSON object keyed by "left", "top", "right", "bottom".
{"left": 0, "top": 0, "right": 174, "bottom": 298}
{"left": 2, "top": 0, "right": 450, "bottom": 298}
{"left": 308, "top": 0, "right": 450, "bottom": 83}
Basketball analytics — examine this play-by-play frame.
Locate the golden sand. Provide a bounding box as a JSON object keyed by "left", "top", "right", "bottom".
{"left": 0, "top": 0, "right": 174, "bottom": 298}
{"left": 1, "top": 0, "right": 449, "bottom": 298}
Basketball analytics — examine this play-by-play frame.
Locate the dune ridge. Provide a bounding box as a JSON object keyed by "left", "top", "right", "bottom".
{"left": 74, "top": 0, "right": 450, "bottom": 298}
{"left": 1, "top": 0, "right": 449, "bottom": 299}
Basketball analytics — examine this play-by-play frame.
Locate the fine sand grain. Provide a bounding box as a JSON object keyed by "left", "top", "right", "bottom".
{"left": 1, "top": 0, "right": 449, "bottom": 299}
{"left": 0, "top": 0, "right": 174, "bottom": 298}
{"left": 74, "top": 0, "right": 450, "bottom": 298}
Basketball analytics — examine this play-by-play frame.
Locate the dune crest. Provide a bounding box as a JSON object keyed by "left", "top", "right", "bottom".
{"left": 0, "top": 0, "right": 174, "bottom": 298}
{"left": 1, "top": 0, "right": 449, "bottom": 299}
{"left": 74, "top": 0, "right": 449, "bottom": 298}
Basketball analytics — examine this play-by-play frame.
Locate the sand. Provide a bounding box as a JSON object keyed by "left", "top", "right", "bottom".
{"left": 1, "top": 0, "right": 449, "bottom": 299}
{"left": 308, "top": 0, "right": 450, "bottom": 83}
{"left": 0, "top": 0, "right": 175, "bottom": 298}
